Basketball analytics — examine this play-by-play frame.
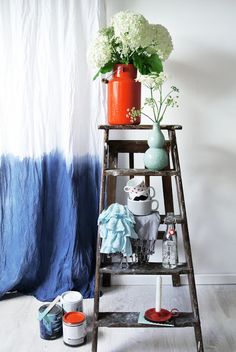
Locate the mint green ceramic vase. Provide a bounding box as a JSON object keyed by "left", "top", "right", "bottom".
{"left": 144, "top": 123, "right": 169, "bottom": 171}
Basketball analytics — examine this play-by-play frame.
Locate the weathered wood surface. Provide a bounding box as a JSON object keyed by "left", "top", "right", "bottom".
{"left": 4, "top": 285, "right": 236, "bottom": 351}
{"left": 102, "top": 150, "right": 118, "bottom": 287}
{"left": 157, "top": 230, "right": 165, "bottom": 239}
{"left": 106, "top": 152, "right": 118, "bottom": 207}
{"left": 97, "top": 312, "right": 197, "bottom": 328}
{"left": 105, "top": 168, "right": 178, "bottom": 177}
{"left": 129, "top": 152, "right": 134, "bottom": 179}
{"left": 98, "top": 124, "right": 183, "bottom": 130}
{"left": 171, "top": 130, "right": 204, "bottom": 352}
{"left": 99, "top": 262, "right": 189, "bottom": 275}
{"left": 108, "top": 140, "right": 170, "bottom": 153}
{"left": 162, "top": 132, "right": 181, "bottom": 288}
{"left": 93, "top": 126, "right": 204, "bottom": 352}
{"left": 92, "top": 129, "right": 109, "bottom": 352}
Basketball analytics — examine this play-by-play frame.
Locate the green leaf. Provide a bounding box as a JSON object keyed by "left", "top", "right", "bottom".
{"left": 148, "top": 54, "right": 163, "bottom": 74}
{"left": 133, "top": 53, "right": 163, "bottom": 75}
{"left": 93, "top": 61, "right": 114, "bottom": 80}
{"left": 93, "top": 69, "right": 101, "bottom": 80}
{"left": 100, "top": 61, "right": 114, "bottom": 74}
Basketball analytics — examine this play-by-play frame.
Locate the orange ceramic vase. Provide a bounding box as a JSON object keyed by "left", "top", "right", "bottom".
{"left": 108, "top": 64, "right": 141, "bottom": 125}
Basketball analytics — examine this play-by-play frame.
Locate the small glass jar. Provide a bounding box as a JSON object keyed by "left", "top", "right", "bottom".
{"left": 162, "top": 212, "right": 178, "bottom": 269}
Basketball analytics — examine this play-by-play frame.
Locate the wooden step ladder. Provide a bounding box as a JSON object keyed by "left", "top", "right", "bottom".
{"left": 92, "top": 124, "right": 204, "bottom": 352}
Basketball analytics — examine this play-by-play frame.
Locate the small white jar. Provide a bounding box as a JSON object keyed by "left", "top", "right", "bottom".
{"left": 61, "top": 291, "right": 83, "bottom": 313}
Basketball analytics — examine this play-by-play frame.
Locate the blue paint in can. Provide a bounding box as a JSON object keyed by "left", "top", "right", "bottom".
{"left": 38, "top": 304, "right": 63, "bottom": 340}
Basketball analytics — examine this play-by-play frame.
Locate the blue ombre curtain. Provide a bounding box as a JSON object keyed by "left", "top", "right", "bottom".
{"left": 0, "top": 0, "right": 105, "bottom": 301}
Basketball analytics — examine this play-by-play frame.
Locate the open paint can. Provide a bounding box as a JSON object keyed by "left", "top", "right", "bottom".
{"left": 61, "top": 291, "right": 83, "bottom": 313}
{"left": 63, "top": 311, "right": 87, "bottom": 346}
{"left": 38, "top": 304, "right": 63, "bottom": 340}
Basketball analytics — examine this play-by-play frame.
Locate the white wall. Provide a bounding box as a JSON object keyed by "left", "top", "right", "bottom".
{"left": 105, "top": 0, "right": 236, "bottom": 284}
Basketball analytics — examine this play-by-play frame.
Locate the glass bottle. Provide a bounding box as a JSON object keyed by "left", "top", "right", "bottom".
{"left": 162, "top": 212, "right": 178, "bottom": 269}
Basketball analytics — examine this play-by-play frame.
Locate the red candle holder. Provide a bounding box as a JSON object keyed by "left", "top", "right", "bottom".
{"left": 144, "top": 308, "right": 178, "bottom": 323}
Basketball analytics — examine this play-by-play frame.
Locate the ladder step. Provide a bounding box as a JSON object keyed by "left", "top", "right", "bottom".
{"left": 108, "top": 140, "right": 170, "bottom": 154}
{"left": 97, "top": 312, "right": 198, "bottom": 328}
{"left": 160, "top": 215, "right": 185, "bottom": 224}
{"left": 100, "top": 262, "right": 190, "bottom": 275}
{"left": 104, "top": 168, "right": 179, "bottom": 177}
{"left": 98, "top": 124, "right": 183, "bottom": 130}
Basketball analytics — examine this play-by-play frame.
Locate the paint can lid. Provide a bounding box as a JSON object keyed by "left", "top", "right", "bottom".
{"left": 64, "top": 312, "right": 85, "bottom": 324}
{"left": 61, "top": 291, "right": 83, "bottom": 303}
{"left": 39, "top": 304, "right": 63, "bottom": 317}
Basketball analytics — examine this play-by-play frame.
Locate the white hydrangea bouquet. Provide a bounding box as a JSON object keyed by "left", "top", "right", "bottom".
{"left": 88, "top": 11, "right": 173, "bottom": 80}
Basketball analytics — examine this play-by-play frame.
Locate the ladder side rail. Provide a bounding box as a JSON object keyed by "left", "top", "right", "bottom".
{"left": 92, "top": 129, "right": 109, "bottom": 352}
{"left": 102, "top": 150, "right": 118, "bottom": 287}
{"left": 171, "top": 130, "right": 204, "bottom": 352}
{"left": 129, "top": 152, "right": 134, "bottom": 179}
{"left": 145, "top": 176, "right": 150, "bottom": 187}
{"left": 162, "top": 130, "right": 181, "bottom": 287}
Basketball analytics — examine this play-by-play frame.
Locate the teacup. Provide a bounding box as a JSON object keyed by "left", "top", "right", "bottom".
{"left": 124, "top": 178, "right": 155, "bottom": 201}
{"left": 127, "top": 198, "right": 159, "bottom": 216}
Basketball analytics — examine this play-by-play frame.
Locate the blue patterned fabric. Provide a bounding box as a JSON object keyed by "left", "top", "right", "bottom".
{"left": 98, "top": 203, "right": 138, "bottom": 256}
{"left": 0, "top": 152, "right": 100, "bottom": 301}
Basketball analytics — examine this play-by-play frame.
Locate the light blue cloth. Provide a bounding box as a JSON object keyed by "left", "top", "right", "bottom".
{"left": 98, "top": 203, "right": 138, "bottom": 257}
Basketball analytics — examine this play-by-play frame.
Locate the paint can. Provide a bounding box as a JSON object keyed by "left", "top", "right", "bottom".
{"left": 63, "top": 312, "right": 87, "bottom": 346}
{"left": 38, "top": 304, "right": 63, "bottom": 340}
{"left": 61, "top": 291, "right": 83, "bottom": 313}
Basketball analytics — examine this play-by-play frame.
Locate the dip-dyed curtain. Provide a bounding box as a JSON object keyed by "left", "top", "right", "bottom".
{"left": 0, "top": 0, "right": 105, "bottom": 300}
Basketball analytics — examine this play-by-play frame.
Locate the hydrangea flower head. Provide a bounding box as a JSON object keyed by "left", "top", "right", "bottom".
{"left": 87, "top": 32, "right": 112, "bottom": 68}
{"left": 148, "top": 24, "right": 173, "bottom": 60}
{"left": 112, "top": 11, "right": 150, "bottom": 51}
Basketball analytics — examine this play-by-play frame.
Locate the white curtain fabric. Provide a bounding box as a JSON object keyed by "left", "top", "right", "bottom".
{"left": 0, "top": 0, "right": 106, "bottom": 300}
{"left": 0, "top": 0, "right": 106, "bottom": 160}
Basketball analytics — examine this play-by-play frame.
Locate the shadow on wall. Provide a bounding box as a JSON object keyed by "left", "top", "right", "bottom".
{"left": 169, "top": 44, "right": 236, "bottom": 99}
{"left": 186, "top": 145, "right": 236, "bottom": 272}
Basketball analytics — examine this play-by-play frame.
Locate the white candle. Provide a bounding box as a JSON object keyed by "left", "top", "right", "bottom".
{"left": 155, "top": 275, "right": 162, "bottom": 312}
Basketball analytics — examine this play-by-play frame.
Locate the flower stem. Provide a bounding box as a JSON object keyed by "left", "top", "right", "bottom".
{"left": 153, "top": 97, "right": 159, "bottom": 118}
{"left": 162, "top": 89, "right": 174, "bottom": 105}
{"left": 159, "top": 104, "right": 169, "bottom": 123}
{"left": 157, "top": 86, "right": 163, "bottom": 122}
{"left": 141, "top": 111, "right": 155, "bottom": 123}
{"left": 150, "top": 88, "right": 157, "bottom": 122}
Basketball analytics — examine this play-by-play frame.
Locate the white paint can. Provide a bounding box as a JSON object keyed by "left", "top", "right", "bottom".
{"left": 61, "top": 291, "right": 83, "bottom": 313}
{"left": 63, "top": 312, "right": 87, "bottom": 346}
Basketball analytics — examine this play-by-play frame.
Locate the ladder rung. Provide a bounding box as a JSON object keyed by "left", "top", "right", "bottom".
{"left": 108, "top": 140, "right": 170, "bottom": 154}
{"left": 96, "top": 312, "right": 198, "bottom": 328}
{"left": 100, "top": 262, "right": 190, "bottom": 275}
{"left": 104, "top": 168, "right": 179, "bottom": 177}
{"left": 98, "top": 124, "right": 182, "bottom": 130}
{"left": 98, "top": 216, "right": 185, "bottom": 224}
{"left": 160, "top": 215, "right": 185, "bottom": 224}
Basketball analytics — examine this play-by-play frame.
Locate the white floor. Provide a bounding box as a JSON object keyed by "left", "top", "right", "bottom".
{"left": 0, "top": 285, "right": 236, "bottom": 352}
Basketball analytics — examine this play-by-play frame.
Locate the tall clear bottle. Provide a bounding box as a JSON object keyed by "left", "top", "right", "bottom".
{"left": 162, "top": 212, "right": 178, "bottom": 269}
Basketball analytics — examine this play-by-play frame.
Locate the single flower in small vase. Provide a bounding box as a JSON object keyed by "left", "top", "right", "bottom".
{"left": 127, "top": 73, "right": 179, "bottom": 170}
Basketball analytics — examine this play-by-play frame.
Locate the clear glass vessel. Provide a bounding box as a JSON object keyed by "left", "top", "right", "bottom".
{"left": 162, "top": 212, "right": 178, "bottom": 269}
